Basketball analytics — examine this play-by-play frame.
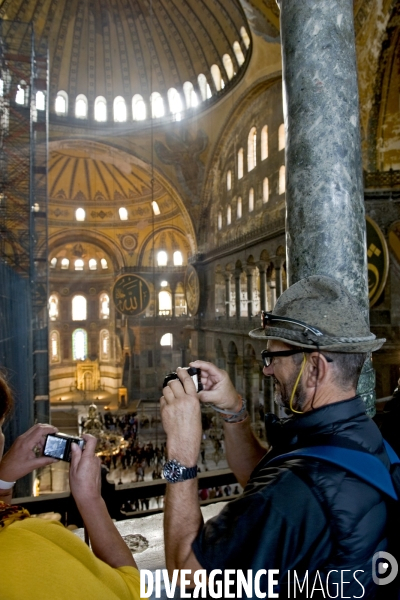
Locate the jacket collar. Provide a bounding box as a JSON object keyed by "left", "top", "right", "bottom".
{"left": 265, "top": 396, "right": 365, "bottom": 451}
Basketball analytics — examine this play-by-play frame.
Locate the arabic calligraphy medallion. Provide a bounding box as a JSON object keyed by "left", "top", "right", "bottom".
{"left": 113, "top": 275, "right": 150, "bottom": 316}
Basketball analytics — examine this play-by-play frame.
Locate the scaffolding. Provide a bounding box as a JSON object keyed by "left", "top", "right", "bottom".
{"left": 0, "top": 19, "right": 49, "bottom": 425}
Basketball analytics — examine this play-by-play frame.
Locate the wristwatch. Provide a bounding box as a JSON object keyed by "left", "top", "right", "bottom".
{"left": 163, "top": 459, "right": 198, "bottom": 483}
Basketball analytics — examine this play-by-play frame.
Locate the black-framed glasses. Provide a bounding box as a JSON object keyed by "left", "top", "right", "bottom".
{"left": 261, "top": 348, "right": 333, "bottom": 368}
{"left": 261, "top": 311, "right": 324, "bottom": 337}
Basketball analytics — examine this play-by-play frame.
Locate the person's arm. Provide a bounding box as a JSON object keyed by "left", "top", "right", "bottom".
{"left": 190, "top": 360, "right": 267, "bottom": 486}
{"left": 0, "top": 423, "right": 60, "bottom": 504}
{"left": 69, "top": 435, "right": 137, "bottom": 570}
{"left": 161, "top": 370, "right": 205, "bottom": 580}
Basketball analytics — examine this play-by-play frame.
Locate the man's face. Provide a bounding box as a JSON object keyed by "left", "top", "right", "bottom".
{"left": 263, "top": 340, "right": 307, "bottom": 412}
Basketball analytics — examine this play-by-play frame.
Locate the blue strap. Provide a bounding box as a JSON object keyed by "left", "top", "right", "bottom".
{"left": 268, "top": 445, "right": 398, "bottom": 501}
{"left": 383, "top": 439, "right": 400, "bottom": 465}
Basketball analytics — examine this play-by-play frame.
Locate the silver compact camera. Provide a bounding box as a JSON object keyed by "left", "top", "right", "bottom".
{"left": 43, "top": 433, "right": 85, "bottom": 462}
{"left": 162, "top": 366, "right": 203, "bottom": 392}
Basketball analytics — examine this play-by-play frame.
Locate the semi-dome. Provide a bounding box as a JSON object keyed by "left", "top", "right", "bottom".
{"left": 0, "top": 0, "right": 251, "bottom": 122}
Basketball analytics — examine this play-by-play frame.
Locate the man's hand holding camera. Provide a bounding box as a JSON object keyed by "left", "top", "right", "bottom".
{"left": 161, "top": 367, "right": 202, "bottom": 465}
{"left": 190, "top": 360, "right": 243, "bottom": 414}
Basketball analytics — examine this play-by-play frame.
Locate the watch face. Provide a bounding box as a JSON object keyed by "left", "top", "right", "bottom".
{"left": 163, "top": 460, "right": 183, "bottom": 483}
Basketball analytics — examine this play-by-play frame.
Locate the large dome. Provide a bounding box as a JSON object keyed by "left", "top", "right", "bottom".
{"left": 0, "top": 0, "right": 251, "bottom": 121}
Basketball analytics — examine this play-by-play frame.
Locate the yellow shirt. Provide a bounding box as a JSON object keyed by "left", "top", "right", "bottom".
{"left": 0, "top": 517, "right": 141, "bottom": 600}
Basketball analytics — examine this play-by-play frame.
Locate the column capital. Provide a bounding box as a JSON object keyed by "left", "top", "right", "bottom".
{"left": 257, "top": 261, "right": 267, "bottom": 273}
{"left": 245, "top": 265, "right": 256, "bottom": 277}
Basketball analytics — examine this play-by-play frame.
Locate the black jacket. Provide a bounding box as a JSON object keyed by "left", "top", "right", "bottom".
{"left": 193, "top": 397, "right": 388, "bottom": 599}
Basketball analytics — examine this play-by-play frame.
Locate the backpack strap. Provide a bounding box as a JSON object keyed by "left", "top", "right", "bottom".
{"left": 267, "top": 445, "right": 398, "bottom": 501}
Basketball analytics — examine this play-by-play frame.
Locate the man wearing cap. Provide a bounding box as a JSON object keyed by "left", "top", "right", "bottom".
{"left": 160, "top": 276, "right": 388, "bottom": 598}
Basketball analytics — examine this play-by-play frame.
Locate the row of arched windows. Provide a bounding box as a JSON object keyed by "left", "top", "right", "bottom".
{"left": 49, "top": 294, "right": 110, "bottom": 321}
{"left": 53, "top": 30, "right": 250, "bottom": 122}
{"left": 50, "top": 257, "right": 108, "bottom": 271}
{"left": 50, "top": 329, "right": 110, "bottom": 362}
{"left": 217, "top": 169, "right": 285, "bottom": 230}
{"left": 226, "top": 124, "right": 285, "bottom": 189}
{"left": 71, "top": 205, "right": 161, "bottom": 222}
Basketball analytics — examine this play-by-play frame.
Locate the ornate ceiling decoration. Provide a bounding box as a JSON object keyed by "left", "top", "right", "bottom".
{"left": 0, "top": 0, "right": 250, "bottom": 107}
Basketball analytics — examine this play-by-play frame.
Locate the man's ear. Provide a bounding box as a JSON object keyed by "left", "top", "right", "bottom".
{"left": 304, "top": 353, "right": 330, "bottom": 388}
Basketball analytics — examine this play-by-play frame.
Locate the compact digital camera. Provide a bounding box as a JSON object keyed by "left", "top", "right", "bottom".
{"left": 162, "top": 366, "right": 203, "bottom": 393}
{"left": 43, "top": 433, "right": 85, "bottom": 462}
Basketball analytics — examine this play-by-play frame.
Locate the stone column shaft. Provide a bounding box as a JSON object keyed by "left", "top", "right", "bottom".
{"left": 246, "top": 268, "right": 253, "bottom": 319}
{"left": 277, "top": 0, "right": 373, "bottom": 412}
{"left": 235, "top": 270, "right": 241, "bottom": 320}
{"left": 258, "top": 265, "right": 267, "bottom": 312}
{"left": 278, "top": 0, "right": 368, "bottom": 316}
{"left": 225, "top": 275, "right": 231, "bottom": 318}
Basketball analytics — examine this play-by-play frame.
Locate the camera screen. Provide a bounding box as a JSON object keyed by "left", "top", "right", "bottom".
{"left": 44, "top": 435, "right": 68, "bottom": 460}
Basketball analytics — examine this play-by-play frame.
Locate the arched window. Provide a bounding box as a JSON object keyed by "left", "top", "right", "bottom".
{"left": 101, "top": 258, "right": 108, "bottom": 269}
{"left": 132, "top": 94, "right": 146, "bottom": 121}
{"left": 247, "top": 127, "right": 257, "bottom": 171}
{"left": 217, "top": 211, "right": 222, "bottom": 230}
{"left": 222, "top": 54, "right": 234, "bottom": 80}
{"left": 49, "top": 295, "right": 59, "bottom": 321}
{"left": 183, "top": 82, "right": 198, "bottom": 109}
{"left": 237, "top": 197, "right": 242, "bottom": 219}
{"left": 227, "top": 205, "right": 232, "bottom": 225}
{"left": 119, "top": 207, "right": 128, "bottom": 220}
{"left": 233, "top": 41, "right": 245, "bottom": 66}
{"left": 36, "top": 91, "right": 45, "bottom": 111}
{"left": 100, "top": 329, "right": 110, "bottom": 361}
{"left": 249, "top": 188, "right": 254, "bottom": 212}
{"left": 75, "top": 94, "right": 88, "bottom": 118}
{"left": 197, "top": 74, "right": 212, "bottom": 101}
{"left": 72, "top": 295, "right": 87, "bottom": 321}
{"left": 157, "top": 251, "right": 168, "bottom": 266}
{"left": 263, "top": 177, "right": 269, "bottom": 203}
{"left": 100, "top": 293, "right": 110, "bottom": 319}
{"left": 261, "top": 125, "right": 268, "bottom": 160}
{"left": 150, "top": 92, "right": 165, "bottom": 118}
{"left": 55, "top": 91, "right": 68, "bottom": 115}
{"left": 279, "top": 165, "right": 286, "bottom": 194}
{"left": 114, "top": 96, "right": 127, "bottom": 122}
{"left": 152, "top": 201, "right": 161, "bottom": 215}
{"left": 94, "top": 96, "right": 107, "bottom": 122}
{"left": 72, "top": 329, "right": 87, "bottom": 361}
{"left": 15, "top": 85, "right": 25, "bottom": 105}
{"left": 74, "top": 259, "right": 84, "bottom": 271}
{"left": 76, "top": 208, "right": 85, "bottom": 221}
{"left": 227, "top": 170, "right": 232, "bottom": 191}
{"left": 211, "top": 64, "right": 222, "bottom": 91}
{"left": 89, "top": 259, "right": 97, "bottom": 270}
{"left": 50, "top": 257, "right": 57, "bottom": 268}
{"left": 160, "top": 333, "right": 173, "bottom": 346}
{"left": 238, "top": 148, "right": 244, "bottom": 179}
{"left": 279, "top": 123, "right": 286, "bottom": 150}
{"left": 240, "top": 26, "right": 251, "bottom": 49}
{"left": 61, "top": 258, "right": 69, "bottom": 270}
{"left": 50, "top": 331, "right": 60, "bottom": 363}
{"left": 173, "top": 251, "right": 183, "bottom": 266}
{"left": 159, "top": 292, "right": 172, "bottom": 316}
{"left": 168, "top": 88, "right": 183, "bottom": 118}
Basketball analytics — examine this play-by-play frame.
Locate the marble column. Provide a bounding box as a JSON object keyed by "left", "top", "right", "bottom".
{"left": 244, "top": 357, "right": 254, "bottom": 422}
{"left": 275, "top": 260, "right": 283, "bottom": 300}
{"left": 277, "top": 0, "right": 373, "bottom": 413}
{"left": 170, "top": 284, "right": 176, "bottom": 318}
{"left": 258, "top": 262, "right": 267, "bottom": 312}
{"left": 234, "top": 268, "right": 241, "bottom": 320}
{"left": 246, "top": 267, "right": 254, "bottom": 319}
{"left": 225, "top": 274, "right": 231, "bottom": 318}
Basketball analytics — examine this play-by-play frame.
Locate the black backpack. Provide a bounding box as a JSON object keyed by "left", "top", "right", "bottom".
{"left": 268, "top": 439, "right": 400, "bottom": 599}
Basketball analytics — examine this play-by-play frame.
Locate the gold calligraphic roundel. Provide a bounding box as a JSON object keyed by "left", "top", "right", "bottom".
{"left": 366, "top": 216, "right": 389, "bottom": 308}
{"left": 185, "top": 265, "right": 200, "bottom": 316}
{"left": 113, "top": 275, "right": 150, "bottom": 316}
